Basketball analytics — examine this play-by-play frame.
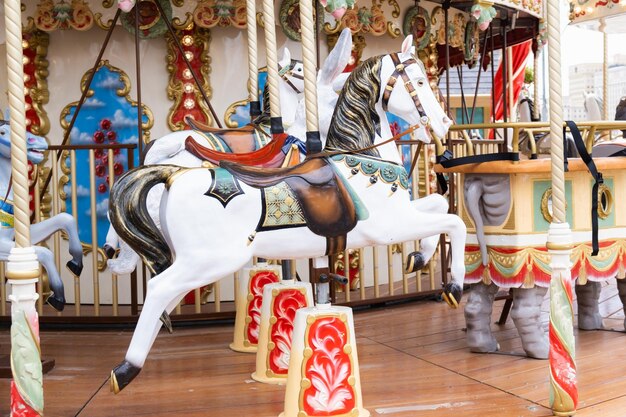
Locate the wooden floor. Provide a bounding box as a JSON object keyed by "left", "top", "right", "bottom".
{"left": 0, "top": 282, "right": 625, "bottom": 417}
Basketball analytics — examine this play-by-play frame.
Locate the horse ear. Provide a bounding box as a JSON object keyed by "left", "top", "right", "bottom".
{"left": 4, "top": 109, "right": 9, "bottom": 121}
{"left": 401, "top": 35, "right": 414, "bottom": 54}
{"left": 318, "top": 28, "right": 352, "bottom": 86}
{"left": 278, "top": 47, "right": 291, "bottom": 69}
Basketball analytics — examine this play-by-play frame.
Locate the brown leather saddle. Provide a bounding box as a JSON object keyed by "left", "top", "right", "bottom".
{"left": 186, "top": 117, "right": 269, "bottom": 154}
{"left": 185, "top": 133, "right": 296, "bottom": 168}
{"left": 220, "top": 157, "right": 358, "bottom": 255}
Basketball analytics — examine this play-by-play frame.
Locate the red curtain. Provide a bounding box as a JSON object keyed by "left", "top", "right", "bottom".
{"left": 491, "top": 40, "right": 532, "bottom": 122}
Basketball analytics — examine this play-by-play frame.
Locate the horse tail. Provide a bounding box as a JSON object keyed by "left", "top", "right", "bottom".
{"left": 109, "top": 165, "right": 182, "bottom": 275}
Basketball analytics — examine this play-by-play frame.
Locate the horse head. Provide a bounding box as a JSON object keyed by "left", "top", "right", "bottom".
{"left": 379, "top": 35, "right": 452, "bottom": 143}
{"left": 583, "top": 92, "right": 603, "bottom": 120}
{"left": 278, "top": 48, "right": 305, "bottom": 95}
{"left": 325, "top": 35, "right": 451, "bottom": 161}
{"left": 0, "top": 120, "right": 48, "bottom": 164}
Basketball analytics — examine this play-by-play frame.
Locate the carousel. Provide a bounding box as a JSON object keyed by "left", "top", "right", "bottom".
{"left": 0, "top": 0, "right": 626, "bottom": 416}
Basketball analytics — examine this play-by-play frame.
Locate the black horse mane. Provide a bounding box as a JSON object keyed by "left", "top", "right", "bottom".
{"left": 519, "top": 97, "right": 541, "bottom": 122}
{"left": 616, "top": 96, "right": 626, "bottom": 137}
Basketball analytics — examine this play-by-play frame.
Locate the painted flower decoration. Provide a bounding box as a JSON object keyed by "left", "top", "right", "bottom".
{"left": 471, "top": 1, "right": 497, "bottom": 31}
{"left": 319, "top": 0, "right": 357, "bottom": 20}
{"left": 117, "top": 0, "right": 136, "bottom": 12}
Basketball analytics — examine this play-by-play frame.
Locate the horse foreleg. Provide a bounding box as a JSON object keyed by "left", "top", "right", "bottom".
{"left": 32, "top": 245, "right": 65, "bottom": 311}
{"left": 464, "top": 282, "right": 499, "bottom": 353}
{"left": 510, "top": 286, "right": 548, "bottom": 359}
{"left": 575, "top": 281, "right": 603, "bottom": 330}
{"left": 407, "top": 195, "right": 448, "bottom": 268}
{"left": 30, "top": 213, "right": 83, "bottom": 276}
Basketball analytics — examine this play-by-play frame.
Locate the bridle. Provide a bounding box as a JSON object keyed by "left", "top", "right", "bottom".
{"left": 279, "top": 60, "right": 304, "bottom": 94}
{"left": 382, "top": 53, "right": 430, "bottom": 128}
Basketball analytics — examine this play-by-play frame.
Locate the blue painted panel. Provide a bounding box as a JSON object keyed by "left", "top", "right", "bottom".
{"left": 63, "top": 65, "right": 148, "bottom": 247}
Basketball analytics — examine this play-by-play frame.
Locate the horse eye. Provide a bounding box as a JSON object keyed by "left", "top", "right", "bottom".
{"left": 0, "top": 130, "right": 5, "bottom": 135}
{"left": 417, "top": 79, "right": 425, "bottom": 87}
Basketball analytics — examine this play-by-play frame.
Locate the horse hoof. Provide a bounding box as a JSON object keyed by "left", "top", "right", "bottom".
{"left": 442, "top": 283, "right": 462, "bottom": 309}
{"left": 110, "top": 360, "right": 141, "bottom": 394}
{"left": 66, "top": 260, "right": 83, "bottom": 277}
{"left": 405, "top": 251, "right": 425, "bottom": 273}
{"left": 104, "top": 244, "right": 116, "bottom": 259}
{"left": 47, "top": 295, "right": 65, "bottom": 312}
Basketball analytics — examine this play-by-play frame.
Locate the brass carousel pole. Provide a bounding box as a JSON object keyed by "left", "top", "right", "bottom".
{"left": 546, "top": 0, "right": 578, "bottom": 415}
{"left": 5, "top": 0, "right": 44, "bottom": 414}
{"left": 600, "top": 18, "right": 609, "bottom": 121}
{"left": 246, "top": 0, "right": 261, "bottom": 118}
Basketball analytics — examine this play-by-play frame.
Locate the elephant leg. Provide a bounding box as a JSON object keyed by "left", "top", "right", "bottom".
{"left": 617, "top": 279, "right": 626, "bottom": 331}
{"left": 464, "top": 282, "right": 499, "bottom": 353}
{"left": 575, "top": 281, "right": 603, "bottom": 330}
{"left": 511, "top": 286, "right": 548, "bottom": 359}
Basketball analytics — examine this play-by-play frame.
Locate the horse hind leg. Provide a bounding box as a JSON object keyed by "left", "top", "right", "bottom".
{"left": 407, "top": 195, "right": 449, "bottom": 270}
{"left": 464, "top": 282, "right": 499, "bottom": 353}
{"left": 575, "top": 281, "right": 603, "bottom": 330}
{"left": 510, "top": 286, "right": 548, "bottom": 359}
{"left": 111, "top": 254, "right": 248, "bottom": 393}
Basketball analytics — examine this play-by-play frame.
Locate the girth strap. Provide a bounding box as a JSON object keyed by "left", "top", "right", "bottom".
{"left": 563, "top": 120, "right": 602, "bottom": 256}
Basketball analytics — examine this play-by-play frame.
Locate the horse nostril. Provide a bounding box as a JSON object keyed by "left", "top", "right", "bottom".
{"left": 443, "top": 116, "right": 452, "bottom": 126}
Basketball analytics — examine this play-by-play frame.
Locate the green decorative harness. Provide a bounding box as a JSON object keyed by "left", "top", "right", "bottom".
{"left": 332, "top": 154, "right": 409, "bottom": 191}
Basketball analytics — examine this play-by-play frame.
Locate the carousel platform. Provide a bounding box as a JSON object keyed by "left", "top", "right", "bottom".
{"left": 0, "top": 281, "right": 624, "bottom": 417}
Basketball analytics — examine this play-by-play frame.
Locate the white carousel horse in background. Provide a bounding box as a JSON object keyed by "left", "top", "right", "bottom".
{"left": 584, "top": 91, "right": 603, "bottom": 121}
{"left": 107, "top": 36, "right": 464, "bottom": 392}
{"left": 105, "top": 29, "right": 353, "bottom": 274}
{"left": 615, "top": 96, "right": 626, "bottom": 139}
{"left": 518, "top": 92, "right": 603, "bottom": 157}
{"left": 0, "top": 120, "right": 83, "bottom": 311}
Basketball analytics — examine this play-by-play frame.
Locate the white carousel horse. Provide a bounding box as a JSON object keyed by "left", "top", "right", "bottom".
{"left": 108, "top": 36, "right": 463, "bottom": 392}
{"left": 105, "top": 29, "right": 353, "bottom": 274}
{"left": 0, "top": 120, "right": 83, "bottom": 311}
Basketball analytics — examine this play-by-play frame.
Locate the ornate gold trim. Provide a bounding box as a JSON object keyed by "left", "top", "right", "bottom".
{"left": 193, "top": 0, "right": 247, "bottom": 29}
{"left": 165, "top": 24, "right": 213, "bottom": 131}
{"left": 224, "top": 99, "right": 250, "bottom": 128}
{"left": 597, "top": 183, "right": 612, "bottom": 220}
{"left": 30, "top": 0, "right": 95, "bottom": 32}
{"left": 323, "top": 0, "right": 401, "bottom": 39}
{"left": 546, "top": 242, "right": 574, "bottom": 251}
{"left": 540, "top": 187, "right": 553, "bottom": 223}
